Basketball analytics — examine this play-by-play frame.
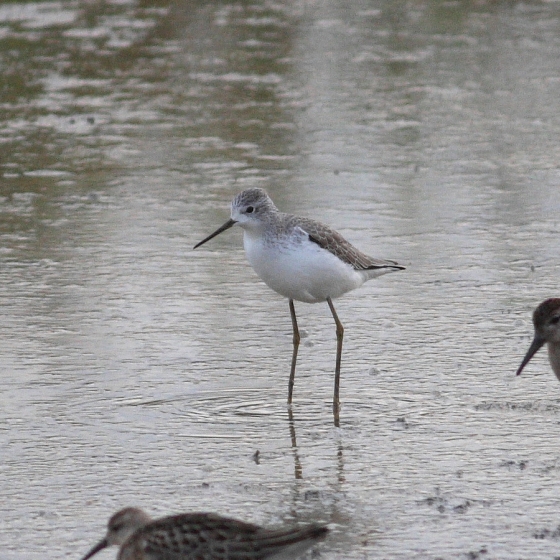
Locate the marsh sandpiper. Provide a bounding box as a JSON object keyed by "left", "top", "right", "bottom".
{"left": 79, "top": 507, "right": 328, "bottom": 560}
{"left": 516, "top": 298, "right": 560, "bottom": 380}
{"left": 194, "top": 188, "right": 404, "bottom": 418}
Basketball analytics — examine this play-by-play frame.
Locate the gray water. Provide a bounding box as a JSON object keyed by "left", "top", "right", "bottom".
{"left": 2, "top": 0, "right": 560, "bottom": 558}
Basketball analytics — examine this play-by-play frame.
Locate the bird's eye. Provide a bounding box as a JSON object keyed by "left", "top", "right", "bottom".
{"left": 246, "top": 206, "right": 254, "bottom": 214}
{"left": 551, "top": 316, "right": 560, "bottom": 325}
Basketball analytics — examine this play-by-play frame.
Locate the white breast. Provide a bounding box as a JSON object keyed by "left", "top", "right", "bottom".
{"left": 242, "top": 228, "right": 365, "bottom": 304}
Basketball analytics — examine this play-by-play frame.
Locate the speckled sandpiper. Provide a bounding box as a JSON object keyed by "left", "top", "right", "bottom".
{"left": 79, "top": 507, "right": 329, "bottom": 560}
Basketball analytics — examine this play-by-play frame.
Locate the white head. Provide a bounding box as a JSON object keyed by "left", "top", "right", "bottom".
{"left": 194, "top": 188, "right": 278, "bottom": 248}
{"left": 230, "top": 188, "right": 278, "bottom": 228}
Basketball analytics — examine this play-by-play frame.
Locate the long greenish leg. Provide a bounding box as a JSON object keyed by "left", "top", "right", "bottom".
{"left": 288, "top": 299, "right": 300, "bottom": 404}
{"left": 327, "top": 297, "right": 343, "bottom": 423}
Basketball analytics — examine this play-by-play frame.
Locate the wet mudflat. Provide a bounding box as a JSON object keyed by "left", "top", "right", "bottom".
{"left": 2, "top": 0, "right": 560, "bottom": 559}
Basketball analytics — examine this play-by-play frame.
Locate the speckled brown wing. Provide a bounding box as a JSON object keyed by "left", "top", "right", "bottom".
{"left": 225, "top": 524, "right": 328, "bottom": 560}
{"left": 132, "top": 513, "right": 327, "bottom": 560}
{"left": 132, "top": 513, "right": 259, "bottom": 559}
{"left": 290, "top": 216, "right": 403, "bottom": 271}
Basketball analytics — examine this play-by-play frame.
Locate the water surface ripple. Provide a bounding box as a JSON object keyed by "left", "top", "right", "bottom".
{"left": 1, "top": 1, "right": 560, "bottom": 559}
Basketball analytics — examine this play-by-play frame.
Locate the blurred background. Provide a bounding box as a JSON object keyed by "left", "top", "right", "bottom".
{"left": 2, "top": 0, "right": 560, "bottom": 558}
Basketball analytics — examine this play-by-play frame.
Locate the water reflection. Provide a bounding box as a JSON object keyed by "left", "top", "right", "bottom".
{"left": 2, "top": 0, "right": 560, "bottom": 559}
{"left": 287, "top": 407, "right": 303, "bottom": 480}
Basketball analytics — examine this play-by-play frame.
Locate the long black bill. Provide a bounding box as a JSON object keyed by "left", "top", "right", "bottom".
{"left": 516, "top": 335, "right": 546, "bottom": 376}
{"left": 193, "top": 218, "right": 236, "bottom": 249}
{"left": 80, "top": 538, "right": 108, "bottom": 560}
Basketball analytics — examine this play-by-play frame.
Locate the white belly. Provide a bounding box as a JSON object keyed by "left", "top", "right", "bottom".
{"left": 243, "top": 230, "right": 365, "bottom": 303}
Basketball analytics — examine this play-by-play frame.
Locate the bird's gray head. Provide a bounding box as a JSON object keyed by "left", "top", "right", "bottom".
{"left": 231, "top": 188, "right": 278, "bottom": 226}
{"left": 193, "top": 188, "right": 278, "bottom": 249}
{"left": 533, "top": 298, "right": 560, "bottom": 344}
{"left": 516, "top": 298, "right": 560, "bottom": 377}
{"left": 80, "top": 508, "right": 152, "bottom": 560}
{"left": 106, "top": 508, "right": 151, "bottom": 546}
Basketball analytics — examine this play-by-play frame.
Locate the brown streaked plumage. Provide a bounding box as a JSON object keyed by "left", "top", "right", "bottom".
{"left": 79, "top": 507, "right": 329, "bottom": 560}
{"left": 284, "top": 214, "right": 401, "bottom": 271}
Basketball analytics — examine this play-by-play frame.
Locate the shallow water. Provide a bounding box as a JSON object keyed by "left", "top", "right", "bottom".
{"left": 2, "top": 0, "right": 560, "bottom": 558}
